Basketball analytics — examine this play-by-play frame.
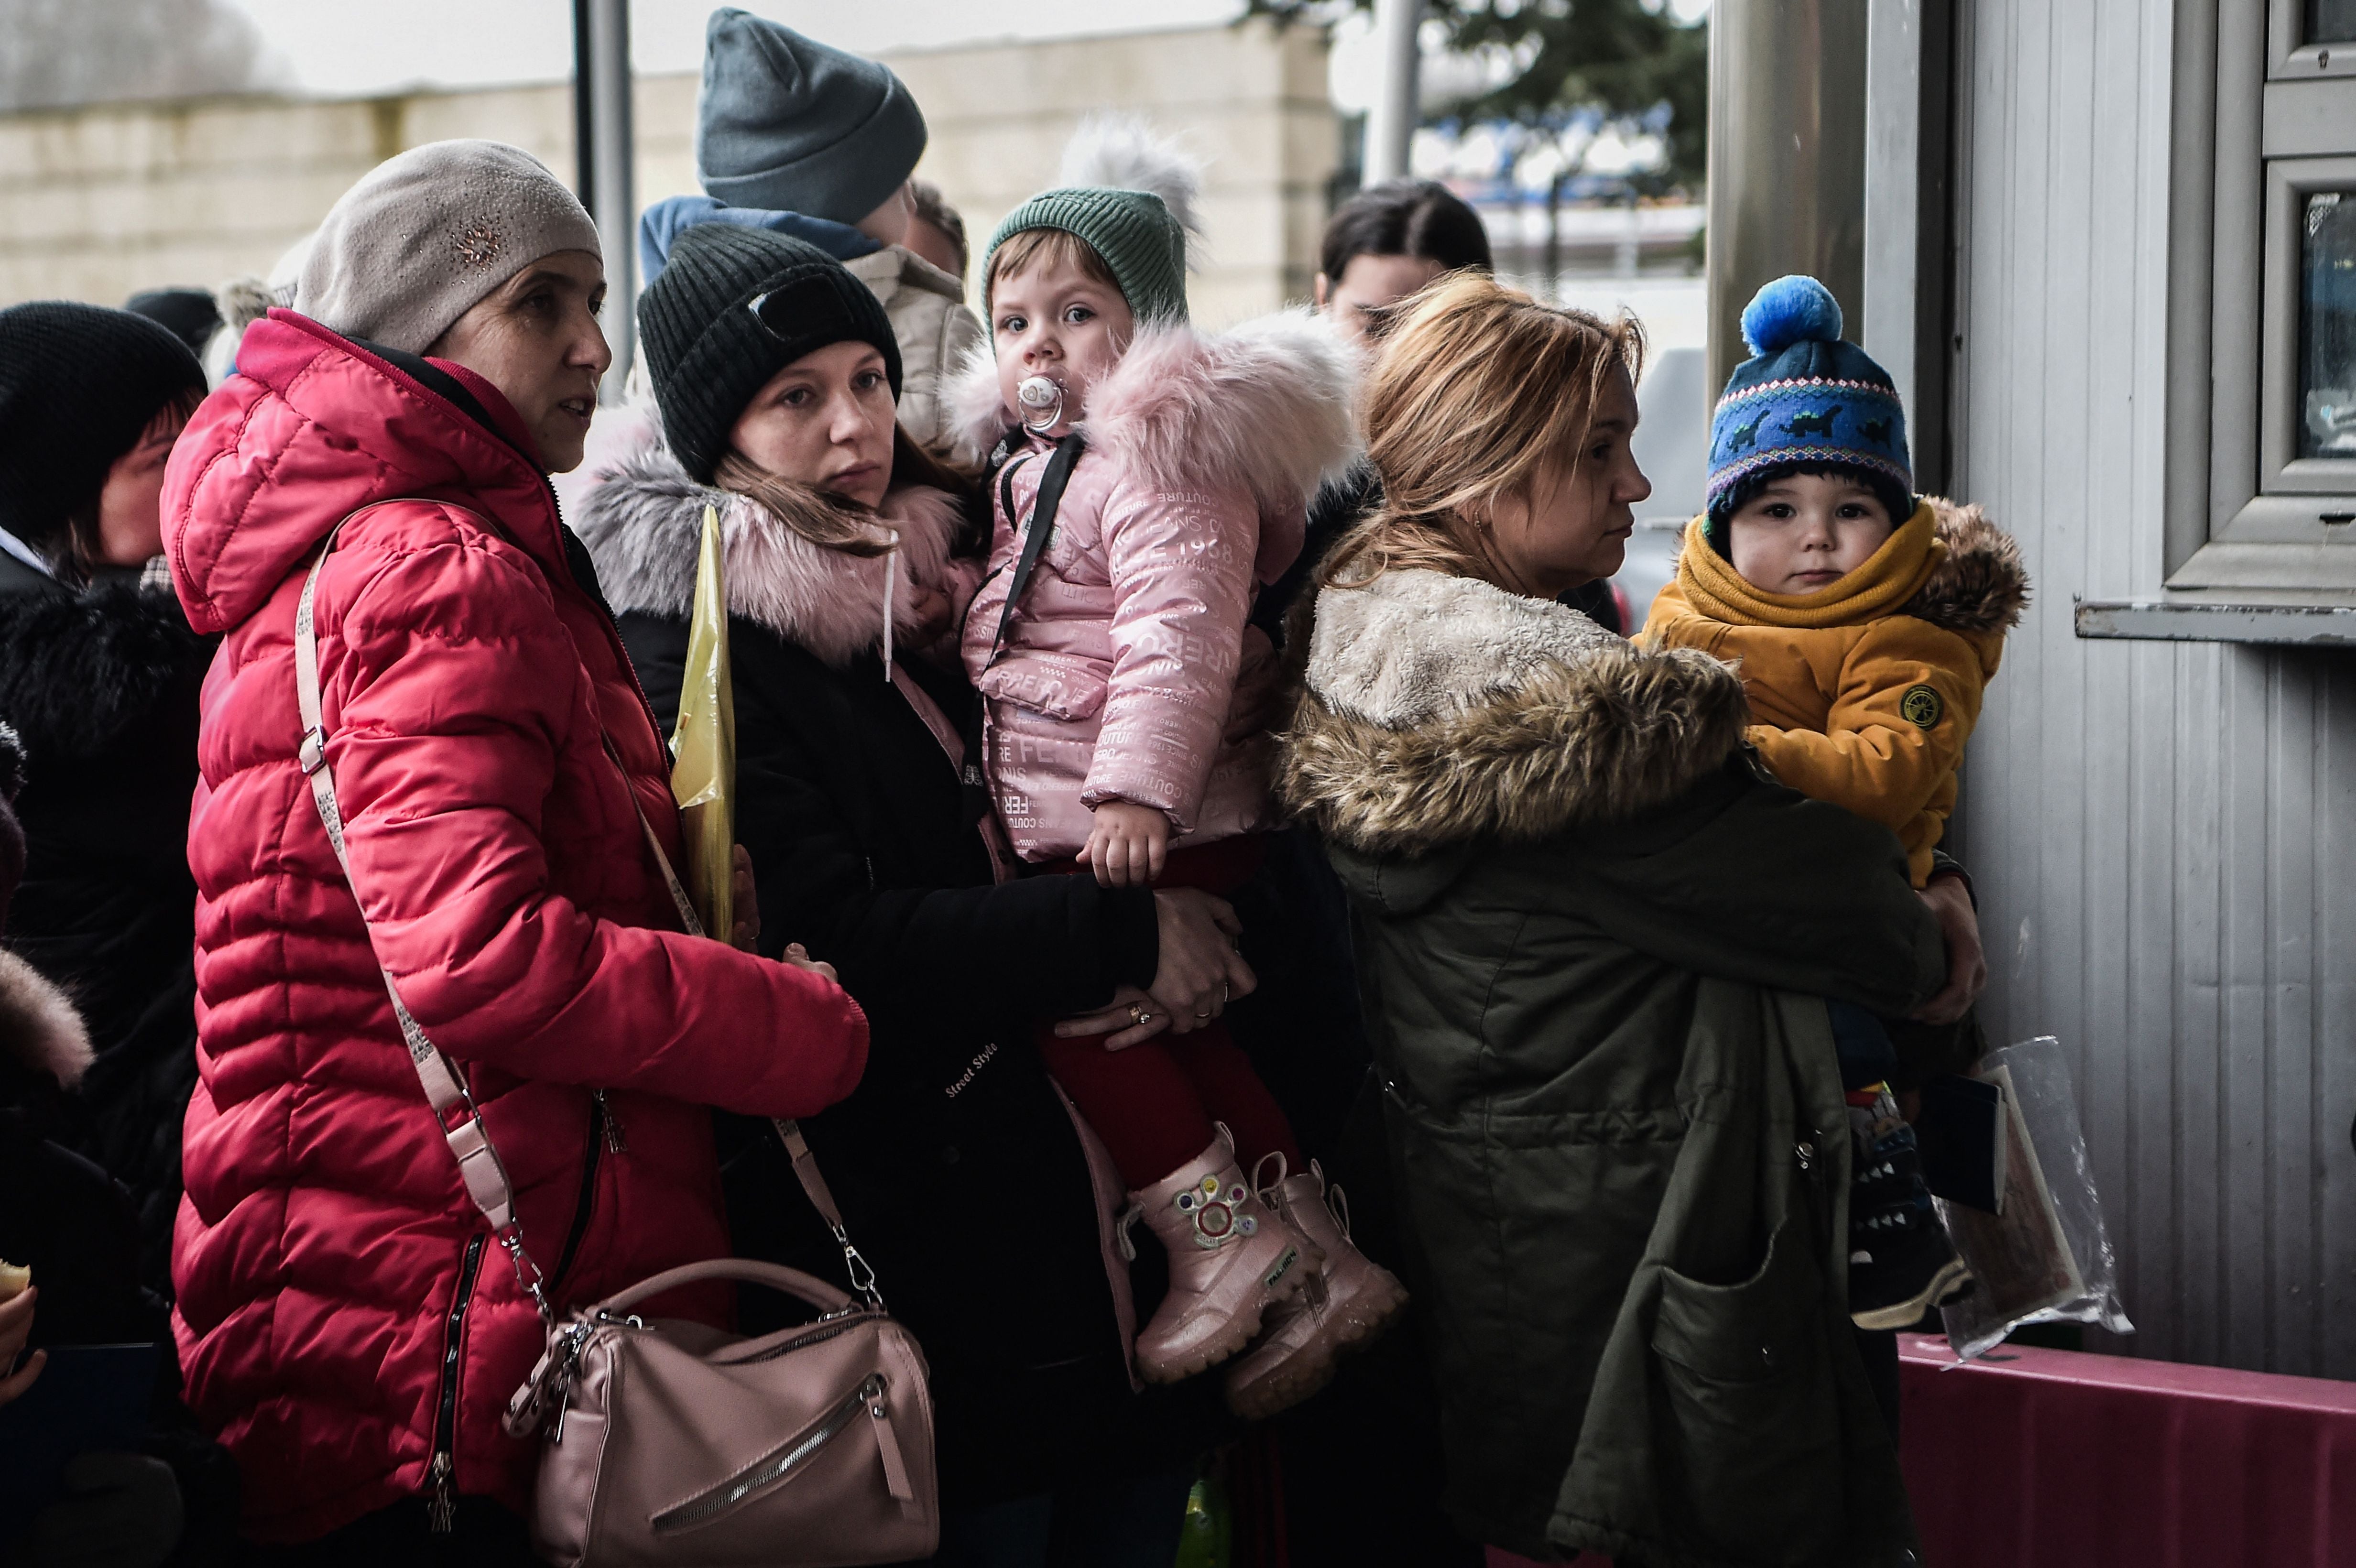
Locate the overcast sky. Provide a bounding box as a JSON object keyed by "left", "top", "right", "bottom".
{"left": 229, "top": 0, "right": 1250, "bottom": 97}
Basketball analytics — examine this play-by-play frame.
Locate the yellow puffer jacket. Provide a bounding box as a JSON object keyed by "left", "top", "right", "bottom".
{"left": 1641, "top": 497, "right": 2029, "bottom": 885}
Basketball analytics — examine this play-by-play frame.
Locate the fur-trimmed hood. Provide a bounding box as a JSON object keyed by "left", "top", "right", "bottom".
{"left": 1279, "top": 569, "right": 1751, "bottom": 860}
{"left": 946, "top": 309, "right": 1359, "bottom": 512}
{"left": 575, "top": 417, "right": 967, "bottom": 668}
{"left": 1904, "top": 496, "right": 2030, "bottom": 635}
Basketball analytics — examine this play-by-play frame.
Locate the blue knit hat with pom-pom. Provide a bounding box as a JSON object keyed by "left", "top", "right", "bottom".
{"left": 1706, "top": 276, "right": 1911, "bottom": 528}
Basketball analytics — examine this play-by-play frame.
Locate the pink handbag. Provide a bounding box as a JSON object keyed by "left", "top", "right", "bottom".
{"left": 292, "top": 509, "right": 939, "bottom": 1567}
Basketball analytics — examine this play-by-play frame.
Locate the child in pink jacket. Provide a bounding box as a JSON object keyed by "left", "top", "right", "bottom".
{"left": 954, "top": 146, "right": 1403, "bottom": 1417}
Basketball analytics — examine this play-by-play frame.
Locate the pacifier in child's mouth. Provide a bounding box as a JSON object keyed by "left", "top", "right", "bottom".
{"left": 1016, "top": 375, "right": 1065, "bottom": 432}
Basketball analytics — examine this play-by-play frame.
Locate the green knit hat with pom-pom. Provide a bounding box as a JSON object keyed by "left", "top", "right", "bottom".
{"left": 982, "top": 187, "right": 1190, "bottom": 325}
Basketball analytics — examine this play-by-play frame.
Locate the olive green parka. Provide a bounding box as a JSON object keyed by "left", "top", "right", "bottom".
{"left": 1278, "top": 567, "right": 1947, "bottom": 1567}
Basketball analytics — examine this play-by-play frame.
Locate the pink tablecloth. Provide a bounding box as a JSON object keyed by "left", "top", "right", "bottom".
{"left": 1898, "top": 1333, "right": 2356, "bottom": 1566}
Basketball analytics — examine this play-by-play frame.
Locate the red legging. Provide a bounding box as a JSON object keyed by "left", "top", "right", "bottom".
{"left": 1033, "top": 838, "right": 1305, "bottom": 1190}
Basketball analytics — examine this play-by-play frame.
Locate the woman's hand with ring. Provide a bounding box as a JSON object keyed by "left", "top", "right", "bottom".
{"left": 1057, "top": 984, "right": 1167, "bottom": 1050}
{"left": 1146, "top": 888, "right": 1255, "bottom": 1035}
{"left": 1050, "top": 891, "right": 1255, "bottom": 1049}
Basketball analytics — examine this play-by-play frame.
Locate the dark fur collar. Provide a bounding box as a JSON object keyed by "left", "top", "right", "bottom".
{"left": 0, "top": 582, "right": 208, "bottom": 766}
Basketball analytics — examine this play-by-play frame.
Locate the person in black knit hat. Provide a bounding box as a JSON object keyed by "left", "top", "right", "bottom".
{"left": 636, "top": 221, "right": 903, "bottom": 484}
{"left": 0, "top": 303, "right": 207, "bottom": 588}
{"left": 0, "top": 301, "right": 216, "bottom": 1297}
{"left": 582, "top": 221, "right": 1248, "bottom": 1562}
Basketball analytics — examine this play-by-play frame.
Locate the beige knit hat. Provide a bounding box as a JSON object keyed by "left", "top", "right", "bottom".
{"left": 296, "top": 140, "right": 601, "bottom": 355}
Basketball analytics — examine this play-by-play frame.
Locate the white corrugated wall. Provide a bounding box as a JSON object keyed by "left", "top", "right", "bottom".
{"left": 1948, "top": 0, "right": 2356, "bottom": 1376}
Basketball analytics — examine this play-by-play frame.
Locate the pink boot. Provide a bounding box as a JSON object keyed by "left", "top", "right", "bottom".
{"left": 1223, "top": 1158, "right": 1407, "bottom": 1420}
{"left": 1132, "top": 1128, "right": 1320, "bottom": 1384}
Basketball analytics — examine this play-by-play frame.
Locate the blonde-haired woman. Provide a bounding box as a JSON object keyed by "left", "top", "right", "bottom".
{"left": 1280, "top": 274, "right": 1952, "bottom": 1565}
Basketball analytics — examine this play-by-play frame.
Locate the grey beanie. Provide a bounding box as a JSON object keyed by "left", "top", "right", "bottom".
{"left": 695, "top": 9, "right": 927, "bottom": 225}
{"left": 296, "top": 140, "right": 602, "bottom": 355}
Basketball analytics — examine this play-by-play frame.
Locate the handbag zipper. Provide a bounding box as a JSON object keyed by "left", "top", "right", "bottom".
{"left": 428, "top": 1232, "right": 488, "bottom": 1533}
{"left": 652, "top": 1373, "right": 887, "bottom": 1535}
{"left": 729, "top": 1312, "right": 872, "bottom": 1366}
{"left": 549, "top": 1094, "right": 611, "bottom": 1293}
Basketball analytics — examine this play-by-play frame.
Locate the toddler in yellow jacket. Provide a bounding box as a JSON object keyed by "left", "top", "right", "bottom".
{"left": 1643, "top": 278, "right": 2029, "bottom": 888}
{"left": 1644, "top": 275, "right": 2028, "bottom": 1332}
{"left": 1647, "top": 494, "right": 2025, "bottom": 886}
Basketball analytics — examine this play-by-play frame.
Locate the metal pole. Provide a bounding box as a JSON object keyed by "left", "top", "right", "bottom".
{"left": 1545, "top": 173, "right": 1564, "bottom": 302}
{"left": 571, "top": 0, "right": 596, "bottom": 207}
{"left": 1703, "top": 0, "right": 1869, "bottom": 393}
{"left": 1363, "top": 0, "right": 1422, "bottom": 186}
{"left": 575, "top": 0, "right": 636, "bottom": 404}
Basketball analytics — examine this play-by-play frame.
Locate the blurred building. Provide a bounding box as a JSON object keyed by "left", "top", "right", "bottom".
{"left": 0, "top": 19, "right": 1335, "bottom": 327}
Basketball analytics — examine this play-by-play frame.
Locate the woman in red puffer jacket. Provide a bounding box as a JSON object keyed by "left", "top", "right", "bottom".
{"left": 162, "top": 141, "right": 869, "bottom": 1557}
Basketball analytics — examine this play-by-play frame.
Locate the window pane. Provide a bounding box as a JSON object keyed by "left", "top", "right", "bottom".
{"left": 2308, "top": 0, "right": 2356, "bottom": 44}
{"left": 2301, "top": 192, "right": 2356, "bottom": 458}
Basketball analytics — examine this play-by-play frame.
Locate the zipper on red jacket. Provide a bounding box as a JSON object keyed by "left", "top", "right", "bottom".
{"left": 550, "top": 1092, "right": 620, "bottom": 1291}
{"left": 429, "top": 1232, "right": 488, "bottom": 1534}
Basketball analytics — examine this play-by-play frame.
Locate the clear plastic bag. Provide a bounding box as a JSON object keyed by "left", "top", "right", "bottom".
{"left": 1935, "top": 1035, "right": 2134, "bottom": 1361}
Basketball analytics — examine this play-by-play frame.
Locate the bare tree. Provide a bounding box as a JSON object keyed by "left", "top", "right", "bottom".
{"left": 1, "top": 0, "right": 292, "bottom": 113}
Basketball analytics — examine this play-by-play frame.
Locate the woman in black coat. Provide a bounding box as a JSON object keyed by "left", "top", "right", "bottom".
{"left": 579, "top": 224, "right": 1254, "bottom": 1566}
{"left": 0, "top": 303, "right": 212, "bottom": 1290}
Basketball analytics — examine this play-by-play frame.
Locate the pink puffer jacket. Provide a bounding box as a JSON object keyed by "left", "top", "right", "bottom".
{"left": 953, "top": 312, "right": 1355, "bottom": 862}
{"left": 163, "top": 312, "right": 870, "bottom": 1540}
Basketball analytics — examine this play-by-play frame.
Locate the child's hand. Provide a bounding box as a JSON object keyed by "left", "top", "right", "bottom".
{"left": 1081, "top": 800, "right": 1169, "bottom": 888}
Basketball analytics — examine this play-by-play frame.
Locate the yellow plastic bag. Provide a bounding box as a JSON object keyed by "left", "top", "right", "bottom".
{"left": 670, "top": 505, "right": 735, "bottom": 942}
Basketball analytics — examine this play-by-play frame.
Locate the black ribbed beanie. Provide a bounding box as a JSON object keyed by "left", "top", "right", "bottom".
{"left": 0, "top": 302, "right": 206, "bottom": 554}
{"left": 637, "top": 223, "right": 902, "bottom": 484}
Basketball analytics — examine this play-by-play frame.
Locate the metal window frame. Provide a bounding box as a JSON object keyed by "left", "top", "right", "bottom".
{"left": 2178, "top": 0, "right": 2356, "bottom": 582}
{"left": 2255, "top": 157, "right": 2356, "bottom": 497}
{"left": 2269, "top": 0, "right": 2356, "bottom": 77}
{"left": 2091, "top": 0, "right": 2356, "bottom": 631}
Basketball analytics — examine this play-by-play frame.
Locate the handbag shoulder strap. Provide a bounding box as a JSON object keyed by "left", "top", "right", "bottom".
{"left": 294, "top": 504, "right": 885, "bottom": 1314}
{"left": 294, "top": 506, "right": 554, "bottom": 1321}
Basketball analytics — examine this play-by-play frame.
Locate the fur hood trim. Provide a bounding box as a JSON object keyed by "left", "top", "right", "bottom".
{"left": 1905, "top": 496, "right": 2030, "bottom": 636}
{"left": 947, "top": 310, "right": 1360, "bottom": 509}
{"left": 1280, "top": 569, "right": 1750, "bottom": 857}
{"left": 575, "top": 424, "right": 965, "bottom": 669}
{"left": 0, "top": 950, "right": 91, "bottom": 1088}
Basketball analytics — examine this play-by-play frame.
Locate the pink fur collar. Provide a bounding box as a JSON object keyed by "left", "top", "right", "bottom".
{"left": 945, "top": 309, "right": 1360, "bottom": 510}
{"left": 576, "top": 416, "right": 968, "bottom": 669}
